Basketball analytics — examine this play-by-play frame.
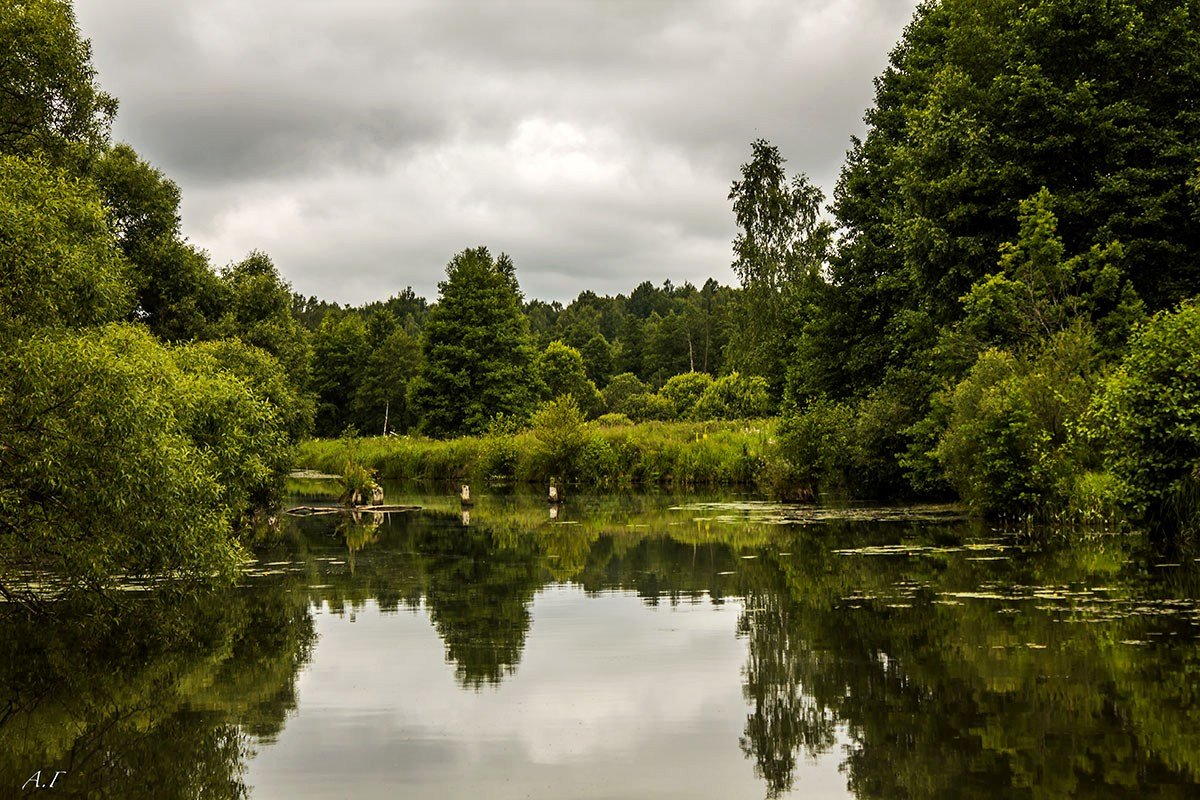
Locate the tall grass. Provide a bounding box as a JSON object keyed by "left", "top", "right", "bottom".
{"left": 295, "top": 419, "right": 777, "bottom": 488}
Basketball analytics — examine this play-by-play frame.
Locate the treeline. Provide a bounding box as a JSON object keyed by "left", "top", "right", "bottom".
{"left": 297, "top": 273, "right": 745, "bottom": 438}
{"left": 0, "top": 1, "right": 311, "bottom": 598}
{"left": 731, "top": 0, "right": 1200, "bottom": 531}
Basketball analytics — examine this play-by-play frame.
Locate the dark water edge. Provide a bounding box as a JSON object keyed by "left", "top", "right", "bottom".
{"left": 4, "top": 486, "right": 1200, "bottom": 798}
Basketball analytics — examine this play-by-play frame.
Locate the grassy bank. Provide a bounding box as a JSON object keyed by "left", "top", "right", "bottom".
{"left": 295, "top": 419, "right": 777, "bottom": 488}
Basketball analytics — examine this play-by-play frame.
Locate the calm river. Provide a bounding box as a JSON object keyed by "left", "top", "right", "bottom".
{"left": 5, "top": 487, "right": 1200, "bottom": 798}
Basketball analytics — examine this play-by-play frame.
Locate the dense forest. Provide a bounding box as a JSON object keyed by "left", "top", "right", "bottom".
{"left": 3, "top": 0, "right": 1200, "bottom": 598}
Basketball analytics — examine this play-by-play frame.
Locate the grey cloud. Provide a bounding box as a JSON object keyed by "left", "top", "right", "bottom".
{"left": 77, "top": 0, "right": 921, "bottom": 304}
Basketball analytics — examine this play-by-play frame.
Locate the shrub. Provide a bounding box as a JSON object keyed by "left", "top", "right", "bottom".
{"left": 538, "top": 340, "right": 605, "bottom": 418}
{"left": 603, "top": 373, "right": 649, "bottom": 416}
{"left": 623, "top": 392, "right": 676, "bottom": 422}
{"left": 935, "top": 326, "right": 1097, "bottom": 516}
{"left": 775, "top": 400, "right": 854, "bottom": 499}
{"left": 595, "top": 413, "right": 634, "bottom": 427}
{"left": 338, "top": 461, "right": 380, "bottom": 506}
{"left": 1091, "top": 301, "right": 1200, "bottom": 530}
{"left": 694, "top": 372, "right": 772, "bottom": 420}
{"left": 529, "top": 396, "right": 589, "bottom": 479}
{"left": 659, "top": 372, "right": 713, "bottom": 418}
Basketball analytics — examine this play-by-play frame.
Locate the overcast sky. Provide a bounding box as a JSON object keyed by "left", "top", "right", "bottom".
{"left": 75, "top": 0, "right": 920, "bottom": 305}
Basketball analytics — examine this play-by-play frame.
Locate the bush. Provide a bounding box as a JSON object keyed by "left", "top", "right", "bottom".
{"left": 623, "top": 392, "right": 676, "bottom": 422}
{"left": 603, "top": 373, "right": 648, "bottom": 416}
{"left": 935, "top": 326, "right": 1097, "bottom": 516}
{"left": 530, "top": 396, "right": 589, "bottom": 479}
{"left": 595, "top": 413, "right": 634, "bottom": 427}
{"left": 775, "top": 400, "right": 854, "bottom": 499}
{"left": 538, "top": 340, "right": 604, "bottom": 418}
{"left": 338, "top": 461, "right": 380, "bottom": 506}
{"left": 1091, "top": 301, "right": 1200, "bottom": 530}
{"left": 0, "top": 325, "right": 258, "bottom": 595}
{"left": 694, "top": 372, "right": 772, "bottom": 420}
{"left": 659, "top": 372, "right": 713, "bottom": 418}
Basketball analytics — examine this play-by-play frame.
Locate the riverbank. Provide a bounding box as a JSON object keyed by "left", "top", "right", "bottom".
{"left": 295, "top": 419, "right": 777, "bottom": 488}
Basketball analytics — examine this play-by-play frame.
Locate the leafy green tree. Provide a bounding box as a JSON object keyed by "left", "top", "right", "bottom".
{"left": 530, "top": 395, "right": 590, "bottom": 480}
{"left": 409, "top": 247, "right": 538, "bottom": 437}
{"left": 622, "top": 392, "right": 676, "bottom": 422}
{"left": 644, "top": 312, "right": 694, "bottom": 384}
{"left": 580, "top": 332, "right": 614, "bottom": 385}
{"left": 216, "top": 251, "right": 311, "bottom": 387}
{"left": 173, "top": 338, "right": 303, "bottom": 514}
{"left": 309, "top": 313, "right": 370, "bottom": 437}
{"left": 0, "top": 154, "right": 131, "bottom": 333}
{"left": 613, "top": 315, "right": 648, "bottom": 378}
{"left": 0, "top": 0, "right": 116, "bottom": 167}
{"left": 92, "top": 143, "right": 222, "bottom": 341}
{"left": 602, "top": 372, "right": 648, "bottom": 416}
{"left": 820, "top": 0, "right": 1200, "bottom": 397}
{"left": 727, "top": 139, "right": 832, "bottom": 396}
{"left": 1092, "top": 301, "right": 1200, "bottom": 530}
{"left": 935, "top": 326, "right": 1098, "bottom": 516}
{"left": 537, "top": 340, "right": 604, "bottom": 418}
{"left": 353, "top": 326, "right": 422, "bottom": 435}
{"left": 0, "top": 326, "right": 242, "bottom": 600}
{"left": 959, "top": 188, "right": 1143, "bottom": 356}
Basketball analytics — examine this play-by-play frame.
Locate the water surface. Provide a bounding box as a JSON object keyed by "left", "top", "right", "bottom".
{"left": 4, "top": 488, "right": 1200, "bottom": 798}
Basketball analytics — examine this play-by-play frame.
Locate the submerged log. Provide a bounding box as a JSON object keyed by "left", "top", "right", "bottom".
{"left": 285, "top": 504, "right": 421, "bottom": 517}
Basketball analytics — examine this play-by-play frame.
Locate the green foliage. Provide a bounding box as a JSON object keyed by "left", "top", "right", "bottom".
{"left": 694, "top": 372, "right": 773, "bottom": 420}
{"left": 309, "top": 313, "right": 369, "bottom": 437}
{"left": 774, "top": 400, "right": 854, "bottom": 499}
{"left": 337, "top": 462, "right": 380, "bottom": 507}
{"left": 934, "top": 326, "right": 1098, "bottom": 516}
{"left": 536, "top": 340, "right": 604, "bottom": 418}
{"left": 296, "top": 419, "right": 774, "bottom": 489}
{"left": 819, "top": 0, "right": 1200, "bottom": 396}
{"left": 91, "top": 143, "right": 223, "bottom": 341}
{"left": 1091, "top": 301, "right": 1200, "bottom": 530}
{"left": 410, "top": 247, "right": 539, "bottom": 437}
{"left": 595, "top": 413, "right": 634, "bottom": 427}
{"left": 622, "top": 392, "right": 677, "bottom": 423}
{"left": 0, "top": 0, "right": 116, "bottom": 167}
{"left": 659, "top": 371, "right": 713, "bottom": 419}
{"left": 958, "top": 189, "right": 1145, "bottom": 355}
{"left": 216, "top": 251, "right": 311, "bottom": 387}
{"left": 728, "top": 139, "right": 833, "bottom": 396}
{"left": 580, "top": 332, "right": 613, "bottom": 385}
{"left": 0, "top": 154, "right": 131, "bottom": 333}
{"left": 602, "top": 372, "right": 648, "bottom": 415}
{"left": 173, "top": 339, "right": 305, "bottom": 512}
{"left": 529, "top": 396, "right": 590, "bottom": 480}
{"left": 353, "top": 326, "right": 422, "bottom": 436}
{"left": 0, "top": 325, "right": 249, "bottom": 597}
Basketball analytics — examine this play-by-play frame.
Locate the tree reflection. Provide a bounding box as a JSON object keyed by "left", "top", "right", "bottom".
{"left": 0, "top": 583, "right": 314, "bottom": 798}
{"left": 14, "top": 493, "right": 1200, "bottom": 799}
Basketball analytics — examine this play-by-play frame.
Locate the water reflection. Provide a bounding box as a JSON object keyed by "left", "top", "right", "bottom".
{"left": 4, "top": 489, "right": 1200, "bottom": 798}
{"left": 0, "top": 585, "right": 314, "bottom": 798}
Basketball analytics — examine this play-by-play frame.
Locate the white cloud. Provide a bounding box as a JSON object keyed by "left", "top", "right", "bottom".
{"left": 76, "top": 0, "right": 921, "bottom": 304}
